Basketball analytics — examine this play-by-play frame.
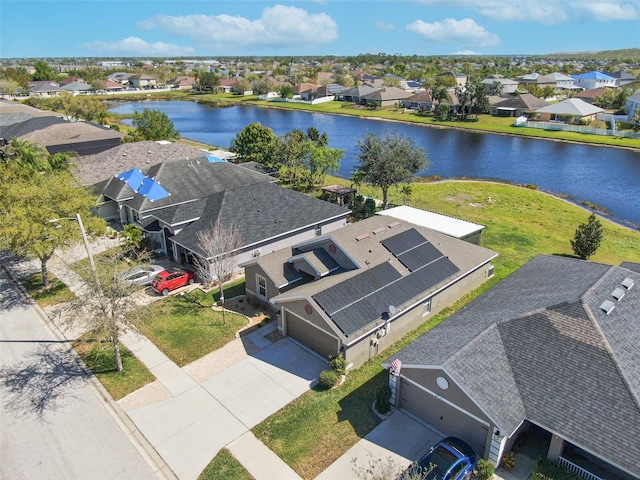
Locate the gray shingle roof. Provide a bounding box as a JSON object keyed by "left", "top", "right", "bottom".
{"left": 170, "top": 181, "right": 349, "bottom": 257}
{"left": 393, "top": 255, "right": 640, "bottom": 477}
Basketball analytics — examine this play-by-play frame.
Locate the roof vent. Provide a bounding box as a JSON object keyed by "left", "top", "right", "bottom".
{"left": 355, "top": 233, "right": 370, "bottom": 241}
{"left": 611, "top": 287, "right": 625, "bottom": 301}
{"left": 622, "top": 278, "right": 634, "bottom": 290}
{"left": 387, "top": 221, "right": 401, "bottom": 229}
{"left": 372, "top": 227, "right": 386, "bottom": 235}
{"left": 600, "top": 300, "right": 616, "bottom": 315}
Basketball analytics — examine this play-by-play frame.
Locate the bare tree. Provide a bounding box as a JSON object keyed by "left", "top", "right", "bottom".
{"left": 193, "top": 220, "right": 243, "bottom": 325}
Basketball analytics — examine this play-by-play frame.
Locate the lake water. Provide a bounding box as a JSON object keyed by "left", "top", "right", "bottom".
{"left": 109, "top": 100, "right": 640, "bottom": 228}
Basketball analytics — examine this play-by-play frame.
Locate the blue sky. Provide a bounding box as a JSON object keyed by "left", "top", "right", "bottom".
{"left": 1, "top": 0, "right": 639, "bottom": 58}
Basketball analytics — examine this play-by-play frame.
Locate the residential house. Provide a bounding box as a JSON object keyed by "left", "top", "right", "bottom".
{"left": 85, "top": 143, "right": 349, "bottom": 269}
{"left": 129, "top": 74, "right": 157, "bottom": 89}
{"left": 516, "top": 73, "right": 557, "bottom": 89}
{"left": 546, "top": 72, "right": 577, "bottom": 91}
{"left": 609, "top": 70, "right": 636, "bottom": 87}
{"left": 481, "top": 76, "right": 519, "bottom": 95}
{"left": 402, "top": 92, "right": 435, "bottom": 111}
{"left": 295, "top": 83, "right": 319, "bottom": 101}
{"left": 531, "top": 98, "right": 604, "bottom": 124}
{"left": 28, "top": 80, "right": 62, "bottom": 97}
{"left": 624, "top": 92, "right": 640, "bottom": 120}
{"left": 242, "top": 215, "right": 497, "bottom": 368}
{"left": 384, "top": 255, "right": 640, "bottom": 480}
{"left": 360, "top": 87, "right": 413, "bottom": 108}
{"left": 437, "top": 71, "right": 467, "bottom": 87}
{"left": 337, "top": 85, "right": 382, "bottom": 104}
{"left": 490, "top": 93, "right": 549, "bottom": 117}
{"left": 99, "top": 79, "right": 126, "bottom": 92}
{"left": 0, "top": 99, "right": 123, "bottom": 155}
{"left": 572, "top": 71, "right": 616, "bottom": 90}
{"left": 61, "top": 80, "right": 92, "bottom": 95}
{"left": 107, "top": 72, "right": 134, "bottom": 85}
{"left": 170, "top": 76, "right": 197, "bottom": 90}
{"left": 217, "top": 78, "right": 237, "bottom": 93}
{"left": 573, "top": 87, "right": 614, "bottom": 105}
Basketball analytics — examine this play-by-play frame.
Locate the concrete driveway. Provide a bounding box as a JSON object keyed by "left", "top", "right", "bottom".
{"left": 121, "top": 330, "right": 327, "bottom": 480}
{"left": 316, "top": 409, "right": 443, "bottom": 480}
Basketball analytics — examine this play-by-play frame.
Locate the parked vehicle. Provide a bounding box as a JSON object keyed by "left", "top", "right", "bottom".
{"left": 118, "top": 265, "right": 165, "bottom": 287}
{"left": 150, "top": 268, "right": 196, "bottom": 295}
{"left": 399, "top": 437, "right": 477, "bottom": 480}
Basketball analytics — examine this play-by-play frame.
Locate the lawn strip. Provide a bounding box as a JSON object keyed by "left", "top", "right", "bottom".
{"left": 198, "top": 448, "right": 255, "bottom": 480}
{"left": 21, "top": 272, "right": 75, "bottom": 307}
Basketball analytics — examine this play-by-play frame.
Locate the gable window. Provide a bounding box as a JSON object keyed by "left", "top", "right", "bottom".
{"left": 257, "top": 274, "right": 267, "bottom": 299}
{"left": 422, "top": 298, "right": 432, "bottom": 316}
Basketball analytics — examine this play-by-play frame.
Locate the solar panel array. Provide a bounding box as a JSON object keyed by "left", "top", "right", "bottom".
{"left": 313, "top": 228, "right": 461, "bottom": 336}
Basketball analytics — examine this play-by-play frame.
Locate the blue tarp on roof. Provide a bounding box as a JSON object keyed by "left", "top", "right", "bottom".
{"left": 205, "top": 153, "right": 225, "bottom": 163}
{"left": 116, "top": 168, "right": 145, "bottom": 191}
{"left": 137, "top": 177, "right": 170, "bottom": 201}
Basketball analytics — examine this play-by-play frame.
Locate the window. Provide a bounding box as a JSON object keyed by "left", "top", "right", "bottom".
{"left": 314, "top": 224, "right": 321, "bottom": 236}
{"left": 422, "top": 298, "right": 432, "bottom": 316}
{"left": 257, "top": 274, "right": 267, "bottom": 298}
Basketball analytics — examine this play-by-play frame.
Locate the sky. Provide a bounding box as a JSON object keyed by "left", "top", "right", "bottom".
{"left": 1, "top": 0, "right": 639, "bottom": 59}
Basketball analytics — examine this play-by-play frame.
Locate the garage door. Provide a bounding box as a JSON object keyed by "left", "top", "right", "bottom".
{"left": 400, "top": 378, "right": 488, "bottom": 454}
{"left": 286, "top": 311, "right": 340, "bottom": 359}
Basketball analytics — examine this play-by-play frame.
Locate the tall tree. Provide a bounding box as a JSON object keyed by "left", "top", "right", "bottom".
{"left": 353, "top": 132, "right": 428, "bottom": 209}
{"left": 123, "top": 109, "right": 180, "bottom": 142}
{"left": 230, "top": 122, "right": 277, "bottom": 165}
{"left": 193, "top": 220, "right": 243, "bottom": 325}
{"left": 0, "top": 165, "right": 104, "bottom": 287}
{"left": 32, "top": 60, "right": 57, "bottom": 81}
{"left": 571, "top": 213, "right": 604, "bottom": 260}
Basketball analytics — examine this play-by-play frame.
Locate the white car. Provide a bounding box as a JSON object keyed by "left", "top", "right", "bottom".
{"left": 118, "top": 265, "right": 165, "bottom": 287}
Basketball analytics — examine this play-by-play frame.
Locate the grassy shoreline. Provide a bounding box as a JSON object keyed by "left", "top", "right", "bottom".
{"left": 106, "top": 90, "right": 640, "bottom": 151}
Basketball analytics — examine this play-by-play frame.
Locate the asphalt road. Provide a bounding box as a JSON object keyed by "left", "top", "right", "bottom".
{"left": 0, "top": 270, "right": 158, "bottom": 480}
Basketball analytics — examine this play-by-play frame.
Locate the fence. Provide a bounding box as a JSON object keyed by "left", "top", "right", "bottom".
{"left": 557, "top": 456, "right": 604, "bottom": 480}
{"left": 521, "top": 121, "right": 640, "bottom": 138}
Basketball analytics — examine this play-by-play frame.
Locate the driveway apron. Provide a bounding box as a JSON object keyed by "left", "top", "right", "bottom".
{"left": 120, "top": 327, "right": 326, "bottom": 480}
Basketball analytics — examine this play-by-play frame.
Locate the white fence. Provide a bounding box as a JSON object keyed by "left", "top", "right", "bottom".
{"left": 520, "top": 120, "right": 640, "bottom": 138}
{"left": 557, "top": 456, "right": 603, "bottom": 480}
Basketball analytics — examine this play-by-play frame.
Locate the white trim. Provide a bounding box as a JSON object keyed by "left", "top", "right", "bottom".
{"left": 400, "top": 375, "right": 490, "bottom": 428}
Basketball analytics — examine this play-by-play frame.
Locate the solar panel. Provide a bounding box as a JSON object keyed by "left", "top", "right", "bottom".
{"left": 397, "top": 242, "right": 443, "bottom": 272}
{"left": 382, "top": 228, "right": 426, "bottom": 256}
{"left": 313, "top": 262, "right": 400, "bottom": 316}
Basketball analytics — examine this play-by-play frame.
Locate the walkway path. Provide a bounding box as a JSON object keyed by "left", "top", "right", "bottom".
{"left": 8, "top": 238, "right": 325, "bottom": 480}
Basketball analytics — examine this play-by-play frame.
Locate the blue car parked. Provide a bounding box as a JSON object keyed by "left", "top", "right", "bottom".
{"left": 400, "top": 437, "right": 477, "bottom": 480}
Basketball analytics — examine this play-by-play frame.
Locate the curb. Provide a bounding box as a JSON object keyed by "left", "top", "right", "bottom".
{"left": 1, "top": 262, "right": 179, "bottom": 480}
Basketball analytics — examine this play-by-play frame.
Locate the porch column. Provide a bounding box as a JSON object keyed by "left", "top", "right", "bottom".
{"left": 547, "top": 434, "right": 565, "bottom": 462}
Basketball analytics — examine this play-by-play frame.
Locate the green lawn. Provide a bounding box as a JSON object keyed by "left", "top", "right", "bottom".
{"left": 198, "top": 449, "right": 255, "bottom": 480}
{"left": 21, "top": 272, "right": 75, "bottom": 307}
{"left": 252, "top": 180, "right": 640, "bottom": 479}
{"left": 74, "top": 332, "right": 155, "bottom": 400}
{"left": 137, "top": 286, "right": 250, "bottom": 367}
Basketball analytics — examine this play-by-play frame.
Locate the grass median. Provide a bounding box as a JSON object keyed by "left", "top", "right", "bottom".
{"left": 21, "top": 272, "right": 75, "bottom": 308}
{"left": 252, "top": 180, "right": 640, "bottom": 479}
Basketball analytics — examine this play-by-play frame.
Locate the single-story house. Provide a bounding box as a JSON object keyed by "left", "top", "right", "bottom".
{"left": 402, "top": 92, "right": 434, "bottom": 111}
{"left": 384, "top": 255, "right": 640, "bottom": 479}
{"left": 572, "top": 71, "right": 617, "bottom": 90}
{"left": 28, "top": 80, "right": 62, "bottom": 97}
{"left": 516, "top": 73, "right": 557, "bottom": 89}
{"left": 481, "top": 76, "right": 519, "bottom": 95}
{"left": 337, "top": 85, "right": 382, "bottom": 104}
{"left": 87, "top": 145, "right": 349, "bottom": 271}
{"left": 170, "top": 76, "right": 197, "bottom": 90}
{"left": 60, "top": 80, "right": 92, "bottom": 95}
{"left": 531, "top": 98, "right": 604, "bottom": 124}
{"left": 242, "top": 215, "right": 497, "bottom": 368}
{"left": 360, "top": 87, "right": 413, "bottom": 108}
{"left": 490, "top": 93, "right": 549, "bottom": 117}
{"left": 376, "top": 205, "right": 485, "bottom": 245}
{"left": 573, "top": 87, "right": 614, "bottom": 105}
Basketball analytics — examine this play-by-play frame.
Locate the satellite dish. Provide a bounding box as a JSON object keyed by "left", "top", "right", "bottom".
{"left": 388, "top": 305, "right": 397, "bottom": 316}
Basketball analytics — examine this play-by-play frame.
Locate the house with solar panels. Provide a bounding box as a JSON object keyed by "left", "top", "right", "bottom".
{"left": 241, "top": 215, "right": 497, "bottom": 368}
{"left": 85, "top": 141, "right": 350, "bottom": 271}
{"left": 383, "top": 255, "right": 640, "bottom": 479}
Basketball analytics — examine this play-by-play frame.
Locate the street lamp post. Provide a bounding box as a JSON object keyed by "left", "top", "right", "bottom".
{"left": 49, "top": 213, "right": 99, "bottom": 287}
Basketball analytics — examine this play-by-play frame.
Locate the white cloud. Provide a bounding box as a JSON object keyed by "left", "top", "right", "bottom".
{"left": 452, "top": 50, "right": 478, "bottom": 55}
{"left": 414, "top": 0, "right": 568, "bottom": 24}
{"left": 375, "top": 21, "right": 396, "bottom": 31}
{"left": 407, "top": 18, "right": 499, "bottom": 47}
{"left": 137, "top": 5, "right": 338, "bottom": 50}
{"left": 570, "top": 1, "right": 638, "bottom": 21}
{"left": 80, "top": 37, "right": 194, "bottom": 56}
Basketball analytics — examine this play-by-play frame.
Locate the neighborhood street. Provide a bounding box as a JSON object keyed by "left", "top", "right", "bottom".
{"left": 0, "top": 270, "right": 160, "bottom": 480}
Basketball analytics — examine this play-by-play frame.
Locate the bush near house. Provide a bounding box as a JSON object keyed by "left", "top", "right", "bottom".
{"left": 532, "top": 457, "right": 581, "bottom": 480}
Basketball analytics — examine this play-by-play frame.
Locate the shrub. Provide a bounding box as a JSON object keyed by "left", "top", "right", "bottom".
{"left": 375, "top": 384, "right": 392, "bottom": 414}
{"left": 532, "top": 457, "right": 581, "bottom": 480}
{"left": 475, "top": 459, "right": 496, "bottom": 480}
{"left": 329, "top": 353, "right": 347, "bottom": 375}
{"left": 570, "top": 213, "right": 603, "bottom": 260}
{"left": 318, "top": 369, "right": 340, "bottom": 390}
{"left": 501, "top": 452, "right": 516, "bottom": 470}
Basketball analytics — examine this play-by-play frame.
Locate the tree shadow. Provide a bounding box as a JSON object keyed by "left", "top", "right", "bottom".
{"left": 0, "top": 271, "right": 29, "bottom": 313}
{"left": 0, "top": 343, "right": 90, "bottom": 419}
